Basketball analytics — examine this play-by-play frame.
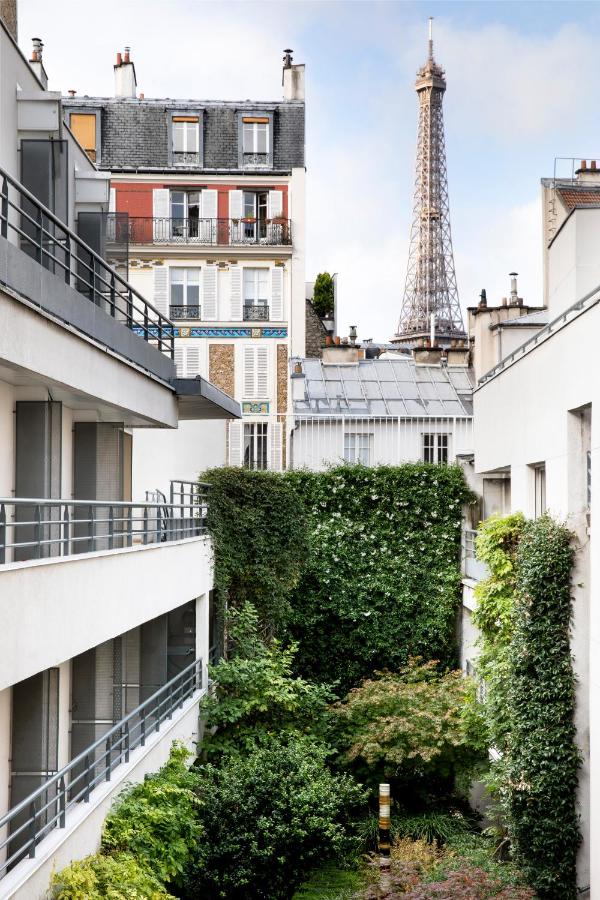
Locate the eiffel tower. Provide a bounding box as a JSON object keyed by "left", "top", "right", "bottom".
{"left": 395, "top": 19, "right": 466, "bottom": 346}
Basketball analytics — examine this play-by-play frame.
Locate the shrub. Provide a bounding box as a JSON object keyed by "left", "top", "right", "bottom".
{"left": 332, "top": 659, "right": 487, "bottom": 788}
{"left": 284, "top": 465, "right": 472, "bottom": 692}
{"left": 185, "top": 736, "right": 367, "bottom": 899}
{"left": 507, "top": 516, "right": 579, "bottom": 899}
{"left": 50, "top": 852, "right": 175, "bottom": 899}
{"left": 311, "top": 272, "right": 335, "bottom": 318}
{"left": 201, "top": 602, "right": 332, "bottom": 757}
{"left": 203, "top": 467, "right": 309, "bottom": 639}
{"left": 101, "top": 744, "right": 202, "bottom": 889}
{"left": 403, "top": 867, "right": 535, "bottom": 899}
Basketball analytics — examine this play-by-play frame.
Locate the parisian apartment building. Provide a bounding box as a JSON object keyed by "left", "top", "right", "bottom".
{"left": 0, "top": 10, "right": 240, "bottom": 895}
{"left": 63, "top": 49, "right": 306, "bottom": 479}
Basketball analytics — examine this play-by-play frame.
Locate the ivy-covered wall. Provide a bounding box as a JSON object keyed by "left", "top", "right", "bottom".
{"left": 284, "top": 465, "right": 472, "bottom": 691}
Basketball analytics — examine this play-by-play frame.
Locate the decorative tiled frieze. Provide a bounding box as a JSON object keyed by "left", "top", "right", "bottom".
{"left": 242, "top": 401, "right": 270, "bottom": 415}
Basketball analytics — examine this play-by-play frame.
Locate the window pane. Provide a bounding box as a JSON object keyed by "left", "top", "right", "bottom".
{"left": 170, "top": 283, "right": 184, "bottom": 304}
{"left": 257, "top": 269, "right": 268, "bottom": 298}
{"left": 186, "top": 123, "right": 199, "bottom": 152}
{"left": 243, "top": 124, "right": 254, "bottom": 151}
{"left": 173, "top": 122, "right": 184, "bottom": 151}
{"left": 344, "top": 434, "right": 356, "bottom": 463}
{"left": 437, "top": 434, "right": 449, "bottom": 464}
{"left": 187, "top": 285, "right": 199, "bottom": 304}
{"left": 170, "top": 269, "right": 184, "bottom": 284}
{"left": 187, "top": 268, "right": 200, "bottom": 284}
{"left": 171, "top": 192, "right": 185, "bottom": 218}
{"left": 244, "top": 193, "right": 256, "bottom": 217}
{"left": 256, "top": 124, "right": 268, "bottom": 153}
{"left": 243, "top": 269, "right": 256, "bottom": 300}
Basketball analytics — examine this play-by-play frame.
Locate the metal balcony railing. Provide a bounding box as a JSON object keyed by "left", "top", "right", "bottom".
{"left": 0, "top": 491, "right": 210, "bottom": 564}
{"left": 243, "top": 152, "right": 269, "bottom": 167}
{"left": 124, "top": 217, "right": 292, "bottom": 246}
{"left": 243, "top": 303, "right": 269, "bottom": 321}
{"left": 0, "top": 166, "right": 174, "bottom": 360}
{"left": 0, "top": 657, "right": 204, "bottom": 877}
{"left": 170, "top": 304, "right": 201, "bottom": 320}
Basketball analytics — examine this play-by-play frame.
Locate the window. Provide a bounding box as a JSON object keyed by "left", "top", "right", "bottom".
{"left": 170, "top": 269, "right": 200, "bottom": 320}
{"left": 69, "top": 113, "right": 97, "bottom": 162}
{"left": 170, "top": 191, "right": 200, "bottom": 240}
{"left": 344, "top": 433, "right": 373, "bottom": 465}
{"left": 242, "top": 117, "right": 269, "bottom": 166}
{"left": 422, "top": 433, "right": 449, "bottom": 464}
{"left": 243, "top": 423, "right": 268, "bottom": 470}
{"left": 533, "top": 463, "right": 546, "bottom": 518}
{"left": 243, "top": 268, "right": 269, "bottom": 321}
{"left": 172, "top": 116, "right": 199, "bottom": 166}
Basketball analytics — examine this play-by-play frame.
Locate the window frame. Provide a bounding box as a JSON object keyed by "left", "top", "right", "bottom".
{"left": 168, "top": 109, "right": 204, "bottom": 168}
{"left": 243, "top": 422, "right": 268, "bottom": 470}
{"left": 67, "top": 108, "right": 101, "bottom": 165}
{"left": 422, "top": 432, "right": 450, "bottom": 464}
{"left": 169, "top": 267, "right": 201, "bottom": 318}
{"left": 533, "top": 463, "right": 547, "bottom": 519}
{"left": 344, "top": 432, "right": 373, "bottom": 466}
{"left": 237, "top": 111, "right": 274, "bottom": 169}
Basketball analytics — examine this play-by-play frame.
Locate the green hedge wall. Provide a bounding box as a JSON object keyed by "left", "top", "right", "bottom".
{"left": 284, "top": 465, "right": 472, "bottom": 692}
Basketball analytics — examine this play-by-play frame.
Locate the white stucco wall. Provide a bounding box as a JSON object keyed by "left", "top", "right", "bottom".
{"left": 548, "top": 209, "right": 600, "bottom": 321}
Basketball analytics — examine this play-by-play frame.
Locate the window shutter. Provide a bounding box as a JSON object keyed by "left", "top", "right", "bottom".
{"left": 152, "top": 189, "right": 170, "bottom": 241}
{"left": 203, "top": 264, "right": 218, "bottom": 320}
{"left": 243, "top": 346, "right": 256, "bottom": 398}
{"left": 109, "top": 187, "right": 116, "bottom": 213}
{"left": 230, "top": 266, "right": 242, "bottom": 321}
{"left": 270, "top": 267, "right": 283, "bottom": 320}
{"left": 152, "top": 266, "right": 169, "bottom": 316}
{"left": 267, "top": 190, "right": 283, "bottom": 218}
{"left": 270, "top": 422, "right": 282, "bottom": 471}
{"left": 229, "top": 421, "right": 242, "bottom": 466}
{"left": 174, "top": 347, "right": 184, "bottom": 376}
{"left": 256, "top": 346, "right": 268, "bottom": 397}
{"left": 186, "top": 347, "right": 200, "bottom": 376}
{"left": 202, "top": 189, "right": 218, "bottom": 219}
{"left": 229, "top": 190, "right": 243, "bottom": 219}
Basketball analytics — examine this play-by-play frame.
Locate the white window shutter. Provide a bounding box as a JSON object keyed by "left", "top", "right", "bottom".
{"left": 267, "top": 190, "right": 283, "bottom": 218}
{"left": 230, "top": 266, "right": 242, "bottom": 321}
{"left": 174, "top": 347, "right": 184, "bottom": 376}
{"left": 153, "top": 189, "right": 170, "bottom": 240}
{"left": 243, "top": 346, "right": 256, "bottom": 398}
{"left": 270, "top": 267, "right": 283, "bottom": 320}
{"left": 202, "top": 189, "right": 218, "bottom": 220}
{"left": 109, "top": 187, "right": 116, "bottom": 213}
{"left": 229, "top": 190, "right": 243, "bottom": 219}
{"left": 270, "top": 422, "right": 282, "bottom": 471}
{"left": 256, "top": 347, "right": 268, "bottom": 397}
{"left": 152, "top": 266, "right": 169, "bottom": 316}
{"left": 186, "top": 347, "right": 200, "bottom": 376}
{"left": 229, "top": 421, "right": 242, "bottom": 466}
{"left": 203, "top": 264, "right": 218, "bottom": 320}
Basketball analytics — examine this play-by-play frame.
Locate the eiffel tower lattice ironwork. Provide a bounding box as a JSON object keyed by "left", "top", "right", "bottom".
{"left": 395, "top": 20, "right": 466, "bottom": 345}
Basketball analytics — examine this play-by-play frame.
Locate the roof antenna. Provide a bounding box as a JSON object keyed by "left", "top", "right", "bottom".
{"left": 428, "top": 17, "right": 434, "bottom": 61}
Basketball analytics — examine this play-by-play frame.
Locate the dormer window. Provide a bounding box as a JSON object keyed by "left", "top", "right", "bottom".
{"left": 242, "top": 117, "right": 269, "bottom": 167}
{"left": 171, "top": 115, "right": 200, "bottom": 166}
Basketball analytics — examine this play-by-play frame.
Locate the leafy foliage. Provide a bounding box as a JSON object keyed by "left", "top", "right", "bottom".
{"left": 101, "top": 744, "right": 202, "bottom": 889}
{"left": 284, "top": 465, "right": 472, "bottom": 692}
{"left": 185, "top": 735, "right": 367, "bottom": 899}
{"left": 332, "top": 659, "right": 487, "bottom": 788}
{"left": 200, "top": 602, "right": 332, "bottom": 757}
{"left": 311, "top": 271, "right": 335, "bottom": 317}
{"left": 203, "top": 467, "right": 309, "bottom": 639}
{"left": 50, "top": 852, "right": 175, "bottom": 899}
{"left": 507, "top": 516, "right": 580, "bottom": 899}
{"left": 293, "top": 863, "right": 367, "bottom": 899}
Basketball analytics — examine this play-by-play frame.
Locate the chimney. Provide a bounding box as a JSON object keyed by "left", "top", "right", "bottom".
{"left": 282, "top": 48, "right": 305, "bottom": 101}
{"left": 114, "top": 46, "right": 137, "bottom": 99}
{"left": 509, "top": 272, "right": 519, "bottom": 305}
{"left": 0, "top": 0, "right": 17, "bottom": 40}
{"left": 29, "top": 37, "right": 48, "bottom": 89}
{"left": 478, "top": 289, "right": 487, "bottom": 309}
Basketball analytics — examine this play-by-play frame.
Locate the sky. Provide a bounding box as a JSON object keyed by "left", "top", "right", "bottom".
{"left": 17, "top": 0, "right": 600, "bottom": 341}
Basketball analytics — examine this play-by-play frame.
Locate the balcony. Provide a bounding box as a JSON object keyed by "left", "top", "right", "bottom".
{"left": 243, "top": 152, "right": 269, "bottom": 167}
{"left": 170, "top": 304, "right": 201, "bottom": 320}
{"left": 120, "top": 217, "right": 292, "bottom": 247}
{"left": 0, "top": 657, "right": 205, "bottom": 881}
{"left": 243, "top": 303, "right": 270, "bottom": 322}
{"left": 0, "top": 166, "right": 174, "bottom": 369}
{"left": 0, "top": 483, "right": 209, "bottom": 564}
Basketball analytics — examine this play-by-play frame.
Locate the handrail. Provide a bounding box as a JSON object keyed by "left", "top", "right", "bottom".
{"left": 0, "top": 165, "right": 175, "bottom": 359}
{"left": 478, "top": 284, "right": 600, "bottom": 386}
{"left": 116, "top": 216, "right": 292, "bottom": 247}
{"left": 0, "top": 657, "right": 204, "bottom": 876}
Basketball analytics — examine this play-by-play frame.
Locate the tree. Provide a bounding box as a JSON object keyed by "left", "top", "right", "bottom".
{"left": 312, "top": 272, "right": 335, "bottom": 318}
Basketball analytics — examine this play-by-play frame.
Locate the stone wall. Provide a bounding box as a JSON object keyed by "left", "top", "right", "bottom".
{"left": 209, "top": 344, "right": 235, "bottom": 397}
{"left": 305, "top": 300, "right": 326, "bottom": 358}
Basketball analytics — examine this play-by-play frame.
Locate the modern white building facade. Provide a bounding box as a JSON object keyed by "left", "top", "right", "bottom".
{"left": 0, "top": 16, "right": 239, "bottom": 897}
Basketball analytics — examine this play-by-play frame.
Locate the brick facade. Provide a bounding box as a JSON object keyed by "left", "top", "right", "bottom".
{"left": 305, "top": 300, "right": 326, "bottom": 358}
{"left": 209, "top": 345, "right": 235, "bottom": 397}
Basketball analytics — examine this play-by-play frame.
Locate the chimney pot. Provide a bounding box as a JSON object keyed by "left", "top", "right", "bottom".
{"left": 502, "top": 297, "right": 508, "bottom": 307}
{"left": 479, "top": 288, "right": 487, "bottom": 308}
{"left": 124, "top": 47, "right": 130, "bottom": 63}
{"left": 116, "top": 51, "right": 122, "bottom": 66}
{"left": 139, "top": 92, "right": 144, "bottom": 100}
{"left": 68, "top": 89, "right": 76, "bottom": 97}
{"left": 334, "top": 336, "right": 341, "bottom": 346}
{"left": 582, "top": 160, "right": 587, "bottom": 170}
{"left": 592, "top": 160, "right": 597, "bottom": 171}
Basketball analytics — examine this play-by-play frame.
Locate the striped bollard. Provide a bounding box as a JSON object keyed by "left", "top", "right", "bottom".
{"left": 379, "top": 782, "right": 391, "bottom": 888}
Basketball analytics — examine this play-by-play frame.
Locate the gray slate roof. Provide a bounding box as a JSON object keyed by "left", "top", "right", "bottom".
{"left": 63, "top": 97, "right": 304, "bottom": 172}
{"left": 294, "top": 357, "right": 474, "bottom": 417}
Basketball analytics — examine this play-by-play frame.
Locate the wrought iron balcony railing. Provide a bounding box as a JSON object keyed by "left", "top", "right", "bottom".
{"left": 169, "top": 304, "right": 201, "bottom": 320}
{"left": 172, "top": 151, "right": 200, "bottom": 166}
{"left": 0, "top": 657, "right": 204, "bottom": 877}
{"left": 0, "top": 166, "right": 174, "bottom": 360}
{"left": 243, "top": 152, "right": 269, "bottom": 167}
{"left": 123, "top": 217, "right": 292, "bottom": 246}
{"left": 0, "top": 488, "right": 210, "bottom": 564}
{"left": 243, "top": 304, "right": 270, "bottom": 322}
